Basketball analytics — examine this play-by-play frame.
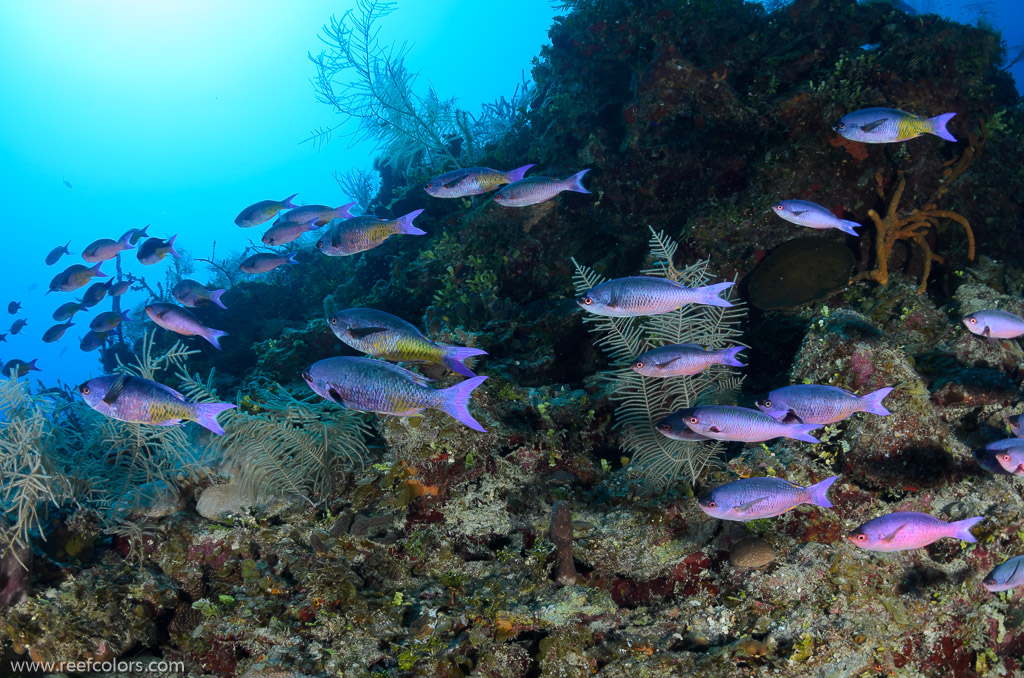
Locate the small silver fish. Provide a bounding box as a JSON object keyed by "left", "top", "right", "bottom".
{"left": 494, "top": 170, "right": 591, "bottom": 207}
{"left": 275, "top": 202, "right": 355, "bottom": 227}
{"left": 42, "top": 321, "right": 74, "bottom": 343}
{"left": 578, "top": 276, "right": 734, "bottom": 317}
{"left": 145, "top": 303, "right": 227, "bottom": 349}
{"left": 236, "top": 194, "right": 299, "bottom": 228}
{"left": 240, "top": 252, "right": 298, "bottom": 274}
{"left": 756, "top": 385, "right": 894, "bottom": 424}
{"left": 631, "top": 344, "right": 745, "bottom": 377}
{"left": 658, "top": 405, "right": 821, "bottom": 443}
{"left": 772, "top": 200, "right": 861, "bottom": 236}
{"left": 262, "top": 220, "right": 322, "bottom": 246}
{"left": 137, "top": 235, "right": 180, "bottom": 265}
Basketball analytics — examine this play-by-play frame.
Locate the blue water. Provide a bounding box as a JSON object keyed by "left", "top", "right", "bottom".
{"left": 0, "top": 0, "right": 1020, "bottom": 389}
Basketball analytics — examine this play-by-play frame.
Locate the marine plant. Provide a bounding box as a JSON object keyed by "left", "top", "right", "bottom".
{"left": 572, "top": 228, "right": 746, "bottom": 489}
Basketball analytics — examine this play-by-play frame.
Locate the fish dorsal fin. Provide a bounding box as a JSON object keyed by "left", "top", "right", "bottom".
{"left": 346, "top": 326, "right": 388, "bottom": 340}
{"left": 881, "top": 524, "right": 905, "bottom": 543}
{"left": 379, "top": 361, "right": 433, "bottom": 386}
{"left": 673, "top": 343, "right": 704, "bottom": 350}
{"left": 860, "top": 118, "right": 888, "bottom": 133}
{"left": 102, "top": 374, "right": 130, "bottom": 405}
{"left": 734, "top": 497, "right": 769, "bottom": 514}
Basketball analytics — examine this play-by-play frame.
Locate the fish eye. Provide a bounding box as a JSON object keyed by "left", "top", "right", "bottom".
{"left": 763, "top": 400, "right": 772, "bottom": 408}
{"left": 969, "top": 317, "right": 977, "bottom": 324}
{"left": 635, "top": 361, "right": 644, "bottom": 369}
{"left": 81, "top": 385, "right": 90, "bottom": 395}
{"left": 329, "top": 317, "right": 337, "bottom": 325}
{"left": 658, "top": 423, "right": 671, "bottom": 431}
{"left": 582, "top": 297, "right": 593, "bottom": 305}
{"left": 1002, "top": 454, "right": 1011, "bottom": 462}
{"left": 301, "top": 371, "right": 312, "bottom": 382}
{"left": 689, "top": 416, "right": 699, "bottom": 425}
{"left": 316, "top": 241, "right": 323, "bottom": 249}
{"left": 774, "top": 204, "right": 783, "bottom": 211}
{"left": 837, "top": 122, "right": 846, "bottom": 130}
{"left": 707, "top": 501, "right": 717, "bottom": 508}
{"left": 856, "top": 534, "right": 866, "bottom": 542}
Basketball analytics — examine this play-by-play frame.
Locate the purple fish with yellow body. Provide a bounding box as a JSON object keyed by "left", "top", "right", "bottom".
{"left": 848, "top": 511, "right": 981, "bottom": 552}
{"left": 698, "top": 475, "right": 838, "bottom": 522}
{"left": 275, "top": 202, "right": 355, "bottom": 227}
{"left": 81, "top": 280, "right": 112, "bottom": 308}
{"left": 3, "top": 358, "right": 40, "bottom": 377}
{"left": 42, "top": 321, "right": 74, "bottom": 343}
{"left": 90, "top": 310, "right": 130, "bottom": 333}
{"left": 53, "top": 301, "right": 86, "bottom": 322}
{"left": 425, "top": 164, "right": 534, "bottom": 198}
{"left": 328, "top": 308, "right": 486, "bottom": 377}
{"left": 577, "top": 276, "right": 734, "bottom": 317}
{"left": 240, "top": 252, "right": 298, "bottom": 274}
{"left": 137, "top": 235, "right": 180, "bottom": 265}
{"left": 49, "top": 262, "right": 106, "bottom": 293}
{"left": 833, "top": 108, "right": 956, "bottom": 143}
{"left": 631, "top": 343, "right": 745, "bottom": 377}
{"left": 983, "top": 556, "right": 1024, "bottom": 593}
{"left": 78, "top": 374, "right": 235, "bottom": 435}
{"left": 119, "top": 225, "right": 149, "bottom": 246}
{"left": 236, "top": 194, "right": 299, "bottom": 227}
{"left": 82, "top": 232, "right": 135, "bottom": 263}
{"left": 963, "top": 309, "right": 1024, "bottom": 340}
{"left": 302, "top": 356, "right": 488, "bottom": 432}
{"left": 494, "top": 170, "right": 590, "bottom": 207}
{"left": 658, "top": 405, "right": 821, "bottom": 443}
{"left": 80, "top": 330, "right": 110, "bottom": 352}
{"left": 172, "top": 280, "right": 227, "bottom": 309}
{"left": 109, "top": 280, "right": 132, "bottom": 297}
{"left": 756, "top": 385, "right": 894, "bottom": 424}
{"left": 772, "top": 200, "right": 861, "bottom": 236}
{"left": 45, "top": 241, "right": 72, "bottom": 266}
{"left": 316, "top": 210, "right": 425, "bottom": 256}
{"left": 145, "top": 303, "right": 227, "bottom": 349}
{"left": 262, "top": 220, "right": 322, "bottom": 246}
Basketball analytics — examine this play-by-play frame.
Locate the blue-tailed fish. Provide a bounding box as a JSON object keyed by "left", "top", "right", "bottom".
{"left": 425, "top": 165, "right": 534, "bottom": 198}
{"left": 275, "top": 202, "right": 355, "bottom": 227}
{"left": 45, "top": 241, "right": 71, "bottom": 266}
{"left": 42, "top": 321, "right": 74, "bottom": 343}
{"left": 494, "top": 170, "right": 591, "bottom": 207}
{"left": 962, "top": 309, "right": 1024, "bottom": 340}
{"left": 698, "top": 476, "right": 838, "bottom": 521}
{"left": 145, "top": 303, "right": 227, "bottom": 349}
{"left": 756, "top": 385, "right": 894, "bottom": 424}
{"left": 172, "top": 280, "right": 227, "bottom": 309}
{"left": 236, "top": 194, "right": 299, "bottom": 227}
{"left": 137, "top": 235, "right": 180, "bottom": 265}
{"left": 631, "top": 343, "right": 744, "bottom": 377}
{"left": 833, "top": 108, "right": 956, "bottom": 143}
{"left": 90, "top": 310, "right": 130, "bottom": 332}
{"left": 78, "top": 374, "right": 235, "bottom": 435}
{"left": 772, "top": 200, "right": 861, "bottom": 236}
{"left": 82, "top": 232, "right": 135, "bottom": 262}
{"left": 80, "top": 330, "right": 109, "bottom": 352}
{"left": 262, "top": 220, "right": 322, "bottom": 246}
{"left": 2, "top": 358, "right": 40, "bottom": 377}
{"left": 658, "top": 405, "right": 821, "bottom": 443}
{"left": 577, "top": 276, "right": 734, "bottom": 317}
{"left": 49, "top": 262, "right": 106, "bottom": 293}
{"left": 302, "top": 356, "right": 488, "bottom": 432}
{"left": 847, "top": 512, "right": 981, "bottom": 552}
{"left": 328, "top": 308, "right": 486, "bottom": 377}
{"left": 317, "top": 210, "right": 425, "bottom": 256}
{"left": 983, "top": 556, "right": 1024, "bottom": 593}
{"left": 240, "top": 252, "right": 298, "bottom": 274}
{"left": 119, "top": 225, "right": 149, "bottom": 246}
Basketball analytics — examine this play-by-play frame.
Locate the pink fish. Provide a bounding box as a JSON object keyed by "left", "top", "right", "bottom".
{"left": 274, "top": 202, "right": 355, "bottom": 227}
{"left": 145, "top": 303, "right": 227, "bottom": 350}
{"left": 82, "top": 232, "right": 135, "bottom": 262}
{"left": 658, "top": 405, "right": 820, "bottom": 443}
{"left": 578, "top": 276, "right": 733, "bottom": 317}
{"left": 494, "top": 170, "right": 590, "bottom": 207}
{"left": 240, "top": 252, "right": 298, "bottom": 274}
{"left": 963, "top": 309, "right": 1024, "bottom": 340}
{"left": 756, "top": 385, "right": 893, "bottom": 424}
{"left": 847, "top": 511, "right": 982, "bottom": 552}
{"left": 698, "top": 476, "right": 838, "bottom": 521}
{"left": 771, "top": 200, "right": 861, "bottom": 236}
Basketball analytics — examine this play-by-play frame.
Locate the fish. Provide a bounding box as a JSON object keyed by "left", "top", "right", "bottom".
{"left": 0, "top": 333, "right": 6, "bottom": 342}
{"left": 145, "top": 303, "right": 228, "bottom": 349}
{"left": 2, "top": 358, "right": 40, "bottom": 377}
{"left": 79, "top": 330, "right": 110, "bottom": 352}
{"left": 42, "top": 321, "right": 75, "bottom": 343}
{"left": 986, "top": 440, "right": 1024, "bottom": 476}
{"left": 119, "top": 225, "right": 150, "bottom": 246}
{"left": 137, "top": 235, "right": 180, "bottom": 265}
{"left": 90, "top": 310, "right": 131, "bottom": 332}
{"left": 8, "top": 301, "right": 21, "bottom": 314}
{"left": 78, "top": 373, "right": 236, "bottom": 435}
{"left": 45, "top": 241, "right": 71, "bottom": 266}
{"left": 109, "top": 280, "right": 132, "bottom": 297}
{"left": 657, "top": 405, "right": 821, "bottom": 443}
{"left": 833, "top": 108, "right": 956, "bottom": 143}
{"left": 262, "top": 220, "right": 322, "bottom": 246}
{"left": 962, "top": 309, "right": 1024, "bottom": 340}
{"left": 302, "top": 356, "right": 488, "bottom": 431}
{"left": 63, "top": 178, "right": 73, "bottom": 189}
{"left": 424, "top": 164, "right": 535, "bottom": 198}
{"left": 235, "top": 193, "right": 300, "bottom": 227}
{"left": 1004, "top": 413, "right": 1024, "bottom": 437}
{"left": 982, "top": 555, "right": 1024, "bottom": 593}
{"left": 577, "top": 276, "right": 734, "bottom": 317}
{"left": 49, "top": 262, "right": 106, "bottom": 293}
{"left": 493, "top": 170, "right": 591, "bottom": 207}
{"left": 172, "top": 280, "right": 228, "bottom": 309}
{"left": 697, "top": 476, "right": 838, "bottom": 521}
{"left": 771, "top": 200, "right": 861, "bottom": 236}
{"left": 847, "top": 511, "right": 982, "bottom": 552}
{"left": 756, "top": 385, "right": 894, "bottom": 424}
{"left": 328, "top": 307, "right": 487, "bottom": 377}
{"left": 52, "top": 301, "right": 87, "bottom": 322}
{"left": 10, "top": 319, "right": 27, "bottom": 335}
{"left": 81, "top": 280, "right": 112, "bottom": 308}
{"left": 316, "top": 210, "right": 425, "bottom": 256}
{"left": 82, "top": 232, "right": 135, "bottom": 262}
{"left": 631, "top": 343, "right": 745, "bottom": 377}
{"left": 275, "top": 202, "right": 356, "bottom": 227}
{"left": 974, "top": 445, "right": 1016, "bottom": 475}
{"left": 240, "top": 252, "right": 299, "bottom": 274}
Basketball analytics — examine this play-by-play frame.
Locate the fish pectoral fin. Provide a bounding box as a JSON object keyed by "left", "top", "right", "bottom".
{"left": 734, "top": 497, "right": 769, "bottom": 514}
{"left": 346, "top": 326, "right": 388, "bottom": 340}
{"left": 709, "top": 425, "right": 723, "bottom": 433}
{"left": 881, "top": 525, "right": 905, "bottom": 543}
{"left": 102, "top": 374, "right": 130, "bottom": 405}
{"left": 860, "top": 118, "right": 888, "bottom": 133}
{"left": 655, "top": 357, "right": 680, "bottom": 368}
{"left": 326, "top": 387, "right": 345, "bottom": 405}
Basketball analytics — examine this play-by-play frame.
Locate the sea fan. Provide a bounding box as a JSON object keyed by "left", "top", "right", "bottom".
{"left": 572, "top": 228, "right": 746, "bottom": 490}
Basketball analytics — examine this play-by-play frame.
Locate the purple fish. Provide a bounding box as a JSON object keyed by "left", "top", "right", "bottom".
{"left": 983, "top": 556, "right": 1024, "bottom": 593}
{"left": 1005, "top": 413, "right": 1024, "bottom": 437}
{"left": 698, "top": 475, "right": 838, "bottom": 521}
{"left": 493, "top": 170, "right": 591, "bottom": 207}
{"left": 145, "top": 303, "right": 227, "bottom": 349}
{"left": 756, "top": 385, "right": 894, "bottom": 424}
{"left": 963, "top": 309, "right": 1024, "bottom": 340}
{"left": 49, "top": 262, "right": 106, "bottom": 293}
{"left": 302, "top": 356, "right": 487, "bottom": 432}
{"left": 833, "top": 108, "right": 957, "bottom": 143}
{"left": 990, "top": 444, "right": 1024, "bottom": 476}
{"left": 82, "top": 232, "right": 135, "bottom": 263}
{"left": 79, "top": 330, "right": 110, "bottom": 352}
{"left": 109, "top": 280, "right": 132, "bottom": 297}
{"left": 90, "top": 310, "right": 130, "bottom": 332}
{"left": 236, "top": 193, "right": 299, "bottom": 228}
{"left": 53, "top": 301, "right": 87, "bottom": 322}
{"left": 316, "top": 210, "right": 425, "bottom": 256}
{"left": 974, "top": 444, "right": 1017, "bottom": 476}
{"left": 275, "top": 202, "right": 355, "bottom": 227}
{"left": 425, "top": 164, "right": 534, "bottom": 198}
{"left": 578, "top": 276, "right": 734, "bottom": 317}
{"left": 240, "top": 252, "right": 298, "bottom": 274}
{"left": 119, "top": 224, "right": 150, "bottom": 246}
{"left": 78, "top": 374, "right": 236, "bottom": 435}
{"left": 81, "top": 280, "right": 112, "bottom": 308}
{"left": 262, "top": 220, "right": 322, "bottom": 246}
{"left": 631, "top": 344, "right": 745, "bottom": 377}
{"left": 772, "top": 200, "right": 861, "bottom": 236}
{"left": 657, "top": 405, "right": 821, "bottom": 443}
{"left": 45, "top": 241, "right": 72, "bottom": 266}
{"left": 848, "top": 511, "right": 981, "bottom": 552}
{"left": 2, "top": 358, "right": 40, "bottom": 377}
{"left": 42, "top": 321, "right": 74, "bottom": 343}
{"left": 10, "top": 319, "right": 27, "bottom": 335}
{"left": 137, "top": 235, "right": 180, "bottom": 265}
{"left": 172, "top": 280, "right": 227, "bottom": 309}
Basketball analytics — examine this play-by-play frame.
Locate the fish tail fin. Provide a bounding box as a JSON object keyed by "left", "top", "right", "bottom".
{"left": 120, "top": 310, "right": 131, "bottom": 322}
{"left": 193, "top": 401, "right": 236, "bottom": 435}
{"left": 699, "top": 281, "right": 735, "bottom": 307}
{"left": 63, "top": 240, "right": 72, "bottom": 253}
{"left": 27, "top": 359, "right": 40, "bottom": 372}
{"left": 203, "top": 328, "right": 228, "bottom": 350}
{"left": 929, "top": 112, "right": 957, "bottom": 142}
{"left": 718, "top": 345, "right": 746, "bottom": 367}
{"left": 438, "top": 376, "right": 488, "bottom": 432}
{"left": 564, "top": 169, "right": 591, "bottom": 194}
{"left": 806, "top": 475, "right": 839, "bottom": 508}
{"left": 209, "top": 289, "right": 228, "bottom": 310}
{"left": 788, "top": 423, "right": 822, "bottom": 443}
{"left": 860, "top": 386, "right": 894, "bottom": 416}
{"left": 837, "top": 219, "right": 862, "bottom": 236}
{"left": 286, "top": 253, "right": 299, "bottom": 265}
{"left": 397, "top": 209, "right": 426, "bottom": 235}
{"left": 441, "top": 346, "right": 488, "bottom": 377}
{"left": 91, "top": 262, "right": 108, "bottom": 278}
{"left": 283, "top": 192, "right": 299, "bottom": 209}
{"left": 949, "top": 516, "right": 983, "bottom": 543}
{"left": 118, "top": 231, "right": 136, "bottom": 249}
{"left": 505, "top": 164, "right": 535, "bottom": 183}
{"left": 336, "top": 201, "right": 356, "bottom": 219}
{"left": 167, "top": 234, "right": 181, "bottom": 258}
